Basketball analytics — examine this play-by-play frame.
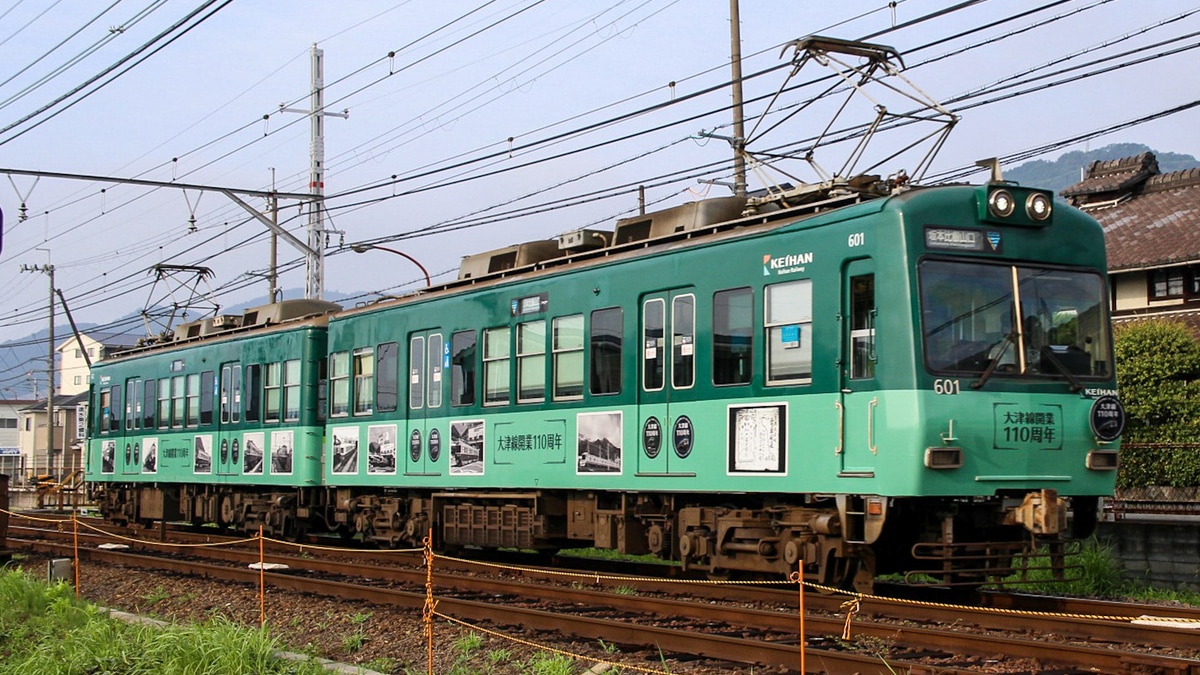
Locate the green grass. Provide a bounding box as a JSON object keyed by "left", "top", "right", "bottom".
{"left": 557, "top": 547, "right": 676, "bottom": 565}
{"left": 0, "top": 568, "right": 329, "bottom": 675}
{"left": 997, "top": 537, "right": 1200, "bottom": 604}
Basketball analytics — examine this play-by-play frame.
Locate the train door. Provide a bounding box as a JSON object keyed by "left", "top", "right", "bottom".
{"left": 839, "top": 259, "right": 878, "bottom": 476}
{"left": 215, "top": 363, "right": 241, "bottom": 476}
{"left": 405, "top": 331, "right": 444, "bottom": 475}
{"left": 121, "top": 378, "right": 141, "bottom": 476}
{"left": 636, "top": 289, "right": 697, "bottom": 476}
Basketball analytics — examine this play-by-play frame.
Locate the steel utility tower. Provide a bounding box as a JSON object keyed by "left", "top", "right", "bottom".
{"left": 281, "top": 44, "right": 348, "bottom": 300}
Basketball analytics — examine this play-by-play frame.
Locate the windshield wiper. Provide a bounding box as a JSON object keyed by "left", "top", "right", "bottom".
{"left": 971, "top": 332, "right": 1017, "bottom": 390}
{"left": 1038, "top": 347, "right": 1084, "bottom": 392}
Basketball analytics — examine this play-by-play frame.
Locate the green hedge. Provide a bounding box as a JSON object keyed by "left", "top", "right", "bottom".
{"left": 1114, "top": 319, "right": 1200, "bottom": 488}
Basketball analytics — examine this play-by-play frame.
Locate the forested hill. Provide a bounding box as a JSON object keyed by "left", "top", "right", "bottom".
{"left": 1005, "top": 143, "right": 1200, "bottom": 195}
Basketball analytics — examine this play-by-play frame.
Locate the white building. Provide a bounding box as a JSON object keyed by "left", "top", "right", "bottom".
{"left": 57, "top": 333, "right": 138, "bottom": 396}
{"left": 0, "top": 398, "right": 35, "bottom": 478}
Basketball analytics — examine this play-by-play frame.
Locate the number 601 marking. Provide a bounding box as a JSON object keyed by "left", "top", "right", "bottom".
{"left": 933, "top": 379, "right": 960, "bottom": 395}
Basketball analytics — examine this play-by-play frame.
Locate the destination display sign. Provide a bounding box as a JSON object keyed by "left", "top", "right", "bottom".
{"left": 925, "top": 226, "right": 1002, "bottom": 253}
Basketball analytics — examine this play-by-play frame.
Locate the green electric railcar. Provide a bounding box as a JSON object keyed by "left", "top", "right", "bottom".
{"left": 87, "top": 180, "right": 1123, "bottom": 587}
{"left": 87, "top": 304, "right": 334, "bottom": 535}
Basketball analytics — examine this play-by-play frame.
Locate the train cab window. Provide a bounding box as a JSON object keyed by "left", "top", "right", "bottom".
{"left": 171, "top": 375, "right": 185, "bottom": 428}
{"left": 282, "top": 360, "right": 301, "bottom": 421}
{"left": 125, "top": 379, "right": 137, "bottom": 431}
{"left": 143, "top": 379, "right": 156, "bottom": 429}
{"left": 553, "top": 314, "right": 584, "bottom": 400}
{"left": 245, "top": 365, "right": 262, "bottom": 422}
{"left": 590, "top": 307, "right": 623, "bottom": 396}
{"left": 673, "top": 295, "right": 695, "bottom": 388}
{"left": 410, "top": 337, "right": 425, "bottom": 409}
{"left": 517, "top": 320, "right": 546, "bottom": 403}
{"left": 451, "top": 330, "right": 477, "bottom": 407}
{"left": 642, "top": 299, "right": 665, "bottom": 391}
{"left": 264, "top": 363, "right": 282, "bottom": 423}
{"left": 850, "top": 275, "right": 876, "bottom": 380}
{"left": 920, "top": 260, "right": 1112, "bottom": 379}
{"left": 765, "top": 279, "right": 813, "bottom": 385}
{"left": 200, "top": 371, "right": 215, "bottom": 425}
{"left": 428, "top": 333, "right": 443, "bottom": 409}
{"left": 329, "top": 352, "right": 349, "bottom": 417}
{"left": 186, "top": 373, "right": 201, "bottom": 427}
{"left": 376, "top": 342, "right": 398, "bottom": 413}
{"left": 157, "top": 379, "right": 170, "bottom": 429}
{"left": 483, "top": 326, "right": 511, "bottom": 406}
{"left": 353, "top": 348, "right": 374, "bottom": 415}
{"left": 713, "top": 288, "right": 753, "bottom": 385}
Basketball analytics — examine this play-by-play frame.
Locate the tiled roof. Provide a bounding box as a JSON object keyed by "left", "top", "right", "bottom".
{"left": 1060, "top": 153, "right": 1200, "bottom": 271}
{"left": 1061, "top": 152, "right": 1158, "bottom": 198}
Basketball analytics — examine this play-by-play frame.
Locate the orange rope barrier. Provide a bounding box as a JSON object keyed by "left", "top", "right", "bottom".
{"left": 791, "top": 570, "right": 805, "bottom": 674}
{"left": 72, "top": 514, "right": 80, "bottom": 599}
{"left": 424, "top": 527, "right": 435, "bottom": 675}
{"left": 258, "top": 525, "right": 265, "bottom": 629}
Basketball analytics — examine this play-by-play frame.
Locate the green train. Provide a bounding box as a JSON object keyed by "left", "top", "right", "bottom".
{"left": 86, "top": 178, "right": 1124, "bottom": 588}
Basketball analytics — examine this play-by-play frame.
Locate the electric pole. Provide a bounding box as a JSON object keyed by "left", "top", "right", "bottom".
{"left": 21, "top": 250, "right": 55, "bottom": 479}
{"left": 729, "top": 0, "right": 747, "bottom": 198}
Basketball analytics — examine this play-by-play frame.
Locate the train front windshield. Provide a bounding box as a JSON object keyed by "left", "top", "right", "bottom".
{"left": 920, "top": 259, "right": 1112, "bottom": 380}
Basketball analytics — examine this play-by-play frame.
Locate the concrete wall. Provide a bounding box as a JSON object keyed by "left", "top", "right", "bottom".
{"left": 1097, "top": 520, "right": 1200, "bottom": 591}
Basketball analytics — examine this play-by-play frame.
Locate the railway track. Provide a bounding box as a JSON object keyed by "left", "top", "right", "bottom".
{"left": 9, "top": 520, "right": 1200, "bottom": 674}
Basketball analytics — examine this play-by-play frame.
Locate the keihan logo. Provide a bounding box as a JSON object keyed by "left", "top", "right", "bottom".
{"left": 763, "top": 252, "right": 814, "bottom": 275}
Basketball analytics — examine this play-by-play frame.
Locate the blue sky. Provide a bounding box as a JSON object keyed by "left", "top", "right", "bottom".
{"left": 0, "top": 0, "right": 1197, "bottom": 387}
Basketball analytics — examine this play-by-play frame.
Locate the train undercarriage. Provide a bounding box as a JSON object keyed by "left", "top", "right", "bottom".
{"left": 93, "top": 484, "right": 1092, "bottom": 589}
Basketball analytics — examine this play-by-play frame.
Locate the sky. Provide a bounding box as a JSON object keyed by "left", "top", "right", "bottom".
{"left": 0, "top": 0, "right": 1197, "bottom": 394}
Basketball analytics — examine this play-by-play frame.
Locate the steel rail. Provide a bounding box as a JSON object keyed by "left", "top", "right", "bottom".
{"left": 14, "top": 533, "right": 1200, "bottom": 674}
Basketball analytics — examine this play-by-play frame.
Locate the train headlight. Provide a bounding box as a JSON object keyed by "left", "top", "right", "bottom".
{"left": 987, "top": 189, "right": 1016, "bottom": 218}
{"left": 1026, "top": 192, "right": 1052, "bottom": 221}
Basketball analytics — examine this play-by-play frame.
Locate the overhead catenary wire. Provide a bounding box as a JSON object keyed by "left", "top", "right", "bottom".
{"left": 4, "top": 2, "right": 1195, "bottom": 353}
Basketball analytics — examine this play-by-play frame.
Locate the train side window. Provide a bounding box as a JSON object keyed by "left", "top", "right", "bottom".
{"left": 186, "top": 373, "right": 201, "bottom": 427}
{"left": 157, "top": 379, "right": 170, "bottom": 429}
{"left": 125, "top": 379, "right": 137, "bottom": 431}
{"left": 483, "top": 326, "right": 511, "bottom": 406}
{"left": 451, "top": 330, "right": 477, "bottom": 407}
{"left": 850, "top": 274, "right": 876, "bottom": 380}
{"left": 171, "top": 375, "right": 185, "bottom": 428}
{"left": 353, "top": 348, "right": 374, "bottom": 415}
{"left": 376, "top": 342, "right": 398, "bottom": 413}
{"left": 329, "top": 351, "right": 349, "bottom": 417}
{"left": 143, "top": 379, "right": 156, "bottom": 429}
{"left": 428, "top": 333, "right": 443, "bottom": 409}
{"left": 410, "top": 337, "right": 425, "bottom": 410}
{"left": 765, "top": 279, "right": 813, "bottom": 385}
{"left": 232, "top": 365, "right": 242, "bottom": 423}
{"left": 517, "top": 320, "right": 546, "bottom": 404}
{"left": 642, "top": 299, "right": 664, "bottom": 391}
{"left": 264, "top": 363, "right": 282, "bottom": 423}
{"left": 553, "top": 314, "right": 584, "bottom": 400}
{"left": 713, "top": 288, "right": 753, "bottom": 386}
{"left": 673, "top": 294, "right": 695, "bottom": 389}
{"left": 98, "top": 388, "right": 112, "bottom": 435}
{"left": 220, "top": 366, "right": 232, "bottom": 424}
{"left": 200, "top": 371, "right": 215, "bottom": 426}
{"left": 590, "top": 307, "right": 623, "bottom": 396}
{"left": 283, "top": 360, "right": 301, "bottom": 421}
{"left": 315, "top": 359, "right": 326, "bottom": 423}
{"left": 245, "top": 365, "right": 262, "bottom": 422}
